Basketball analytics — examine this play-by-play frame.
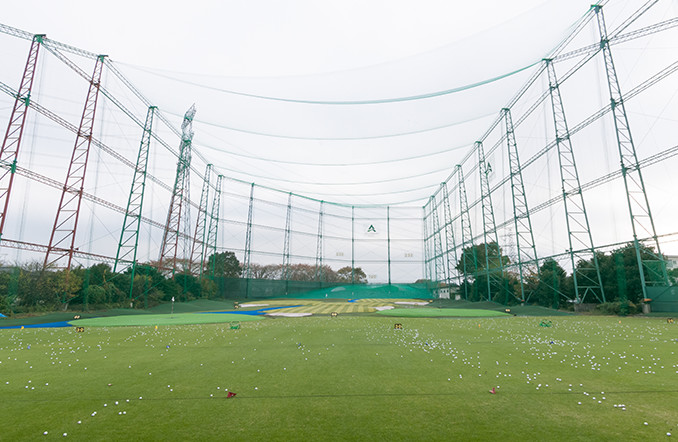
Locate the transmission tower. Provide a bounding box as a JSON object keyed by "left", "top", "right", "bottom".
{"left": 476, "top": 141, "right": 509, "bottom": 302}
{"left": 503, "top": 107, "right": 539, "bottom": 302}
{"left": 206, "top": 174, "right": 223, "bottom": 278}
{"left": 0, "top": 34, "right": 44, "bottom": 242}
{"left": 113, "top": 105, "right": 156, "bottom": 299}
{"left": 44, "top": 55, "right": 106, "bottom": 270}
{"left": 314, "top": 200, "right": 324, "bottom": 282}
{"left": 545, "top": 59, "right": 605, "bottom": 303}
{"left": 595, "top": 5, "right": 669, "bottom": 295}
{"left": 457, "top": 165, "right": 478, "bottom": 300}
{"left": 441, "top": 181, "right": 461, "bottom": 288}
{"left": 158, "top": 104, "right": 195, "bottom": 275}
{"left": 189, "top": 163, "right": 212, "bottom": 277}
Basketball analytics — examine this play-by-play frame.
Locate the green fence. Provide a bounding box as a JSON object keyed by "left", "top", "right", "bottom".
{"left": 646, "top": 286, "right": 678, "bottom": 312}
{"left": 213, "top": 278, "right": 434, "bottom": 300}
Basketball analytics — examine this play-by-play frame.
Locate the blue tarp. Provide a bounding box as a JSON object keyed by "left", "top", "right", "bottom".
{"left": 0, "top": 321, "right": 72, "bottom": 329}
{"left": 0, "top": 313, "right": 6, "bottom": 318}
{"left": 201, "top": 305, "right": 303, "bottom": 316}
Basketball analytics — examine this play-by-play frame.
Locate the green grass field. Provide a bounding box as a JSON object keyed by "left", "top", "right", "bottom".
{"left": 1, "top": 313, "right": 677, "bottom": 440}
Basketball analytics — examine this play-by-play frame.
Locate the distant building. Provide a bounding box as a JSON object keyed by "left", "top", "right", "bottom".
{"left": 665, "top": 255, "right": 678, "bottom": 270}
{"left": 436, "top": 283, "right": 459, "bottom": 300}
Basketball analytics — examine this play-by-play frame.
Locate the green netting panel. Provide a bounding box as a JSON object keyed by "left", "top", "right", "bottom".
{"left": 645, "top": 286, "right": 678, "bottom": 313}
{"left": 213, "top": 278, "right": 434, "bottom": 300}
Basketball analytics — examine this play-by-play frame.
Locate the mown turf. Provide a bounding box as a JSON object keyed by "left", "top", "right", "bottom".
{"left": 1, "top": 316, "right": 677, "bottom": 440}
{"left": 377, "top": 307, "right": 511, "bottom": 318}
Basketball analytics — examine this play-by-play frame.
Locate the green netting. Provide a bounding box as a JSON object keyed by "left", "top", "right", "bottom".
{"left": 645, "top": 286, "right": 678, "bottom": 313}
{"left": 286, "top": 283, "right": 435, "bottom": 299}
{"left": 214, "top": 279, "right": 434, "bottom": 300}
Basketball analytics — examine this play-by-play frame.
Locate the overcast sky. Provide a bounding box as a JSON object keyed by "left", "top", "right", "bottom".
{"left": 1, "top": 0, "right": 677, "bottom": 276}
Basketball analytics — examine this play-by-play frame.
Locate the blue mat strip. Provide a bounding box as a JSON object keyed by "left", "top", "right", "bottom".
{"left": 0, "top": 321, "right": 73, "bottom": 330}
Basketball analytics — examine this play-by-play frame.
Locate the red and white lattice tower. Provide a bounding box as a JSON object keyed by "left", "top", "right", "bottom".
{"left": 0, "top": 34, "right": 44, "bottom": 241}
{"left": 44, "top": 55, "right": 106, "bottom": 270}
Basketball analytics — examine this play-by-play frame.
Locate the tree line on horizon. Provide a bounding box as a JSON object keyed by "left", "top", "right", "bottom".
{"left": 0, "top": 251, "right": 368, "bottom": 314}
{"left": 445, "top": 241, "right": 676, "bottom": 313}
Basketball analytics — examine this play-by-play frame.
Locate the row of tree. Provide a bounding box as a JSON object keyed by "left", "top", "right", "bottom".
{"left": 0, "top": 251, "right": 368, "bottom": 314}
{"left": 451, "top": 241, "right": 675, "bottom": 309}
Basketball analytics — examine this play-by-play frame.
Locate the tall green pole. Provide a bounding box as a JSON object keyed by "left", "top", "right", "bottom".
{"left": 189, "top": 163, "right": 212, "bottom": 278}
{"left": 422, "top": 204, "right": 430, "bottom": 285}
{"left": 282, "top": 192, "right": 292, "bottom": 295}
{"left": 457, "top": 165, "right": 478, "bottom": 301}
{"left": 387, "top": 206, "right": 391, "bottom": 286}
{"left": 114, "top": 105, "right": 156, "bottom": 303}
{"left": 431, "top": 194, "right": 446, "bottom": 286}
{"left": 545, "top": 58, "right": 605, "bottom": 303}
{"left": 314, "top": 201, "right": 324, "bottom": 285}
{"left": 206, "top": 175, "right": 223, "bottom": 279}
{"left": 477, "top": 141, "right": 507, "bottom": 302}
{"left": 504, "top": 107, "right": 539, "bottom": 302}
{"left": 244, "top": 183, "right": 254, "bottom": 298}
{"left": 442, "top": 182, "right": 461, "bottom": 290}
{"left": 595, "top": 5, "right": 669, "bottom": 295}
{"left": 351, "top": 206, "right": 355, "bottom": 285}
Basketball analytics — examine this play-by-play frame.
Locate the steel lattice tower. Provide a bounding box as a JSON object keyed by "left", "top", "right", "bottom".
{"left": 430, "top": 194, "right": 445, "bottom": 284}
{"left": 595, "top": 5, "right": 669, "bottom": 294}
{"left": 44, "top": 55, "right": 106, "bottom": 270}
{"left": 113, "top": 105, "right": 156, "bottom": 299}
{"left": 545, "top": 58, "right": 605, "bottom": 303}
{"left": 457, "top": 165, "right": 478, "bottom": 300}
{"left": 189, "top": 163, "right": 212, "bottom": 277}
{"left": 206, "top": 174, "right": 223, "bottom": 278}
{"left": 282, "top": 192, "right": 292, "bottom": 291}
{"left": 422, "top": 205, "right": 431, "bottom": 283}
{"left": 441, "top": 181, "right": 461, "bottom": 288}
{"left": 476, "top": 140, "right": 507, "bottom": 302}
{"left": 243, "top": 183, "right": 255, "bottom": 297}
{"left": 158, "top": 104, "right": 195, "bottom": 275}
{"left": 314, "top": 200, "right": 324, "bottom": 282}
{"left": 503, "top": 107, "right": 539, "bottom": 301}
{"left": 0, "top": 34, "right": 44, "bottom": 242}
